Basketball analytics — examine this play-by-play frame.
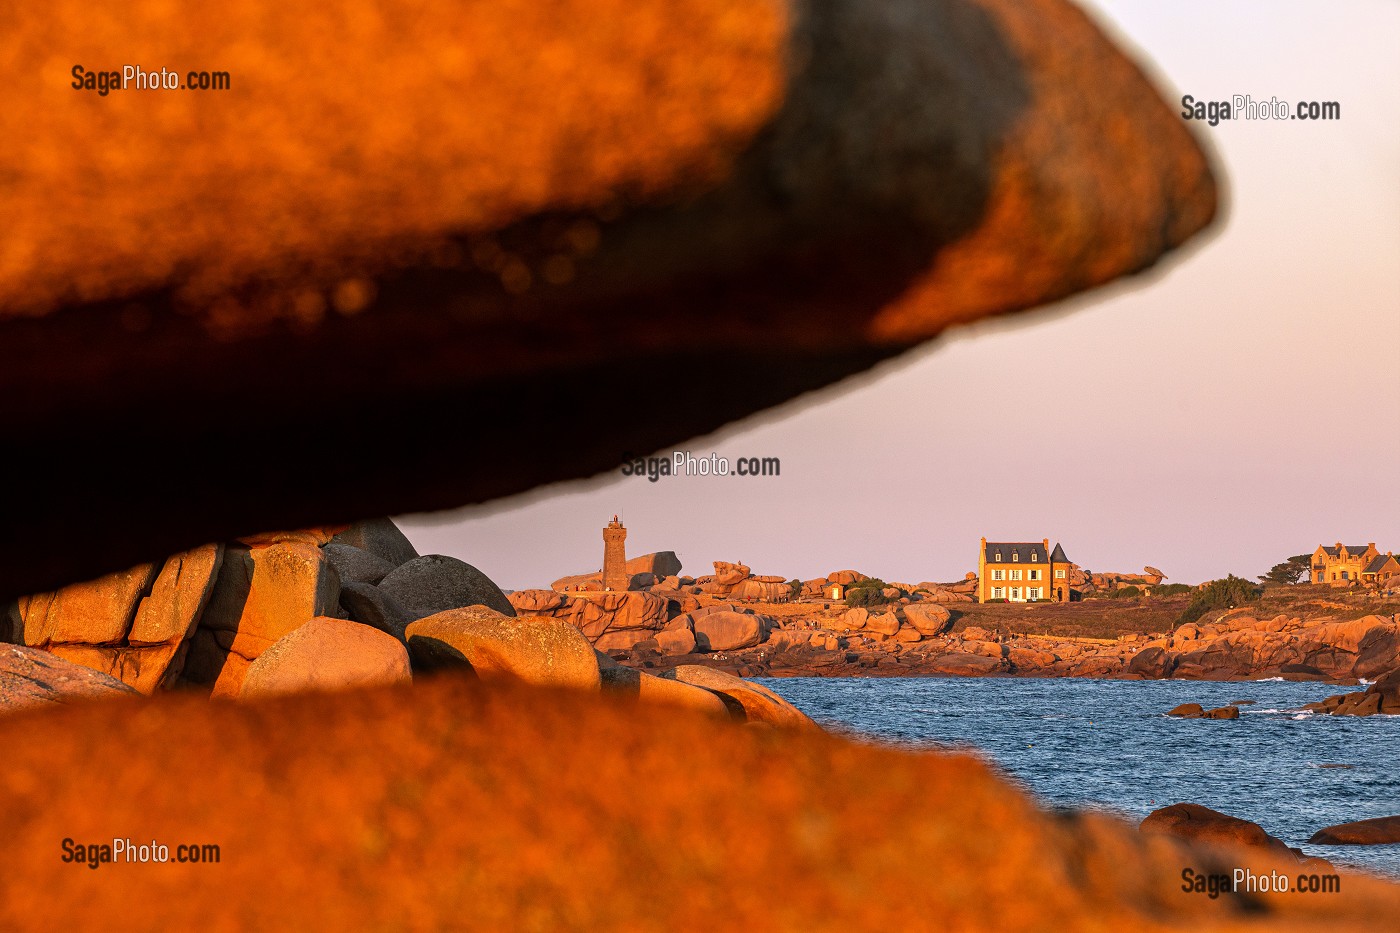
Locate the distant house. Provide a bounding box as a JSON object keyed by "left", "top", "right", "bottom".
{"left": 1310, "top": 542, "right": 1381, "bottom": 584}
{"left": 827, "top": 582, "right": 846, "bottom": 600}
{"left": 977, "top": 538, "right": 1077, "bottom": 603}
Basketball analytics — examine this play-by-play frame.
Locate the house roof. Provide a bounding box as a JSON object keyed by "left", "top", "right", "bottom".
{"left": 1364, "top": 555, "right": 1397, "bottom": 574}
{"left": 984, "top": 542, "right": 1049, "bottom": 563}
{"left": 1321, "top": 544, "right": 1373, "bottom": 557}
{"left": 1049, "top": 543, "right": 1070, "bottom": 564}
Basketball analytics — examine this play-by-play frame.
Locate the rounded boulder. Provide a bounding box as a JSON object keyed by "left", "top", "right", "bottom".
{"left": 692, "top": 611, "right": 770, "bottom": 652}
{"left": 239, "top": 617, "right": 412, "bottom": 699}
{"left": 379, "top": 555, "right": 515, "bottom": 617}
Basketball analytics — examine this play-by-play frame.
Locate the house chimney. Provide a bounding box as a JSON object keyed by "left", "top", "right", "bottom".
{"left": 1368, "top": 542, "right": 1375, "bottom": 549}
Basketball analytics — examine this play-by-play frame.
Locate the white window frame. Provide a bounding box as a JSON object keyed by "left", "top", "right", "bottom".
{"left": 1010, "top": 569, "right": 1022, "bottom": 581}
{"left": 1055, "top": 568, "right": 1066, "bottom": 579}
{"left": 1010, "top": 587, "right": 1021, "bottom": 600}
{"left": 992, "top": 569, "right": 1005, "bottom": 581}
{"left": 1031, "top": 552, "right": 1039, "bottom": 562}
{"left": 1029, "top": 569, "right": 1040, "bottom": 581}
{"left": 1012, "top": 552, "right": 1019, "bottom": 562}
{"left": 992, "top": 587, "right": 1004, "bottom": 599}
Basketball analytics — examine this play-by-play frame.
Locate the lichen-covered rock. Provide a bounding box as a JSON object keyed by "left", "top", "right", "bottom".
{"left": 183, "top": 541, "right": 341, "bottom": 697}
{"left": 406, "top": 607, "right": 600, "bottom": 690}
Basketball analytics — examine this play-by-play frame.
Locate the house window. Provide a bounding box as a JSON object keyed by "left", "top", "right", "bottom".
{"left": 1030, "top": 588, "right": 1042, "bottom": 599}
{"left": 1010, "top": 569, "right": 1022, "bottom": 581}
{"left": 1012, "top": 552, "right": 1019, "bottom": 562}
{"left": 1342, "top": 571, "right": 1349, "bottom": 580}
{"left": 994, "top": 552, "right": 1002, "bottom": 561}
{"left": 992, "top": 569, "right": 1005, "bottom": 581}
{"left": 992, "top": 587, "right": 1004, "bottom": 599}
{"left": 1029, "top": 569, "right": 1041, "bottom": 581}
{"left": 1011, "top": 587, "right": 1021, "bottom": 600}
{"left": 1055, "top": 569, "right": 1066, "bottom": 579}
{"left": 1031, "top": 552, "right": 1039, "bottom": 562}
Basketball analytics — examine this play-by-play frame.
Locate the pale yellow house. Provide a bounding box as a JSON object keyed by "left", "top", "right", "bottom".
{"left": 1310, "top": 542, "right": 1379, "bottom": 584}
{"left": 978, "top": 538, "right": 1077, "bottom": 603}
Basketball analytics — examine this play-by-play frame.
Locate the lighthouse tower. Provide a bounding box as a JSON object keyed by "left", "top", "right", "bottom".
{"left": 602, "top": 516, "right": 628, "bottom": 592}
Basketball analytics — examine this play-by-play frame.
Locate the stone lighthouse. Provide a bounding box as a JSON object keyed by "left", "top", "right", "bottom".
{"left": 602, "top": 515, "right": 628, "bottom": 592}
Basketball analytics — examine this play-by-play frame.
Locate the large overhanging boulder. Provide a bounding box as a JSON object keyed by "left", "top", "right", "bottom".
{"left": 0, "top": 0, "right": 1216, "bottom": 599}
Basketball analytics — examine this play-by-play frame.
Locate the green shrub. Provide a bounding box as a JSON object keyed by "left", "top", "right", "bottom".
{"left": 1176, "top": 575, "right": 1262, "bottom": 625}
{"left": 1109, "top": 586, "right": 1142, "bottom": 599}
{"left": 1153, "top": 583, "right": 1192, "bottom": 598}
{"left": 844, "top": 577, "right": 895, "bottom": 608}
{"left": 788, "top": 578, "right": 803, "bottom": 599}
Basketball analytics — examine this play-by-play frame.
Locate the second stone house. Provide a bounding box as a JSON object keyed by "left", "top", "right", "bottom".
{"left": 977, "top": 538, "right": 1077, "bottom": 603}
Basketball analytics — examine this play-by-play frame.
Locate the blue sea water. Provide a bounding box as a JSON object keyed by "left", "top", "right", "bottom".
{"left": 758, "top": 676, "right": 1400, "bottom": 879}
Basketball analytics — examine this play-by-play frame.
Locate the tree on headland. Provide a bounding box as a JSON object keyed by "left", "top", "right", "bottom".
{"left": 1259, "top": 555, "right": 1311, "bottom": 586}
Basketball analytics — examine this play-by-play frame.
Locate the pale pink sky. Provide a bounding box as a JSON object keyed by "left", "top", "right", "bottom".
{"left": 401, "top": 0, "right": 1400, "bottom": 590}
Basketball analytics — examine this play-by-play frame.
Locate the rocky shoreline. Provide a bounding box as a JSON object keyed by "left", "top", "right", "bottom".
{"left": 8, "top": 526, "right": 1397, "bottom": 718}
{"left": 604, "top": 599, "right": 1400, "bottom": 691}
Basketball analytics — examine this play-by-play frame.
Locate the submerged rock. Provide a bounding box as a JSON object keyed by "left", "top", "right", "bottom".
{"left": 1309, "top": 816, "right": 1400, "bottom": 846}
{"left": 1141, "top": 803, "right": 1319, "bottom": 863}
